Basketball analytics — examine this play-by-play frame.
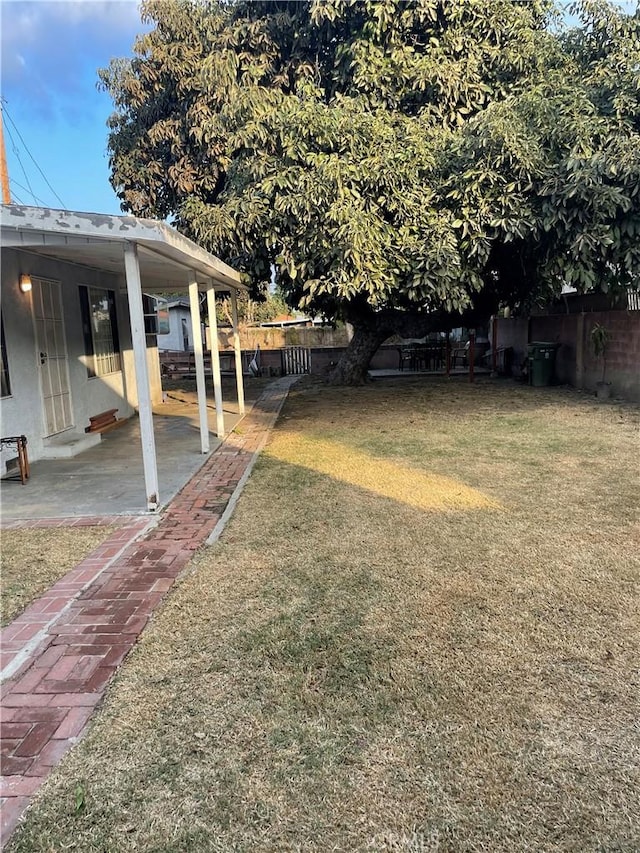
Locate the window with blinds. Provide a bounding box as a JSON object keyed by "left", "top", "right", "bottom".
{"left": 79, "top": 286, "right": 121, "bottom": 377}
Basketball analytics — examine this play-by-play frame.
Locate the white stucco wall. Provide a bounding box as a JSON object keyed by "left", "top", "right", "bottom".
{"left": 157, "top": 303, "right": 194, "bottom": 352}
{"left": 0, "top": 251, "right": 44, "bottom": 466}
{"left": 1, "top": 249, "right": 162, "bottom": 469}
{"left": 118, "top": 300, "right": 163, "bottom": 411}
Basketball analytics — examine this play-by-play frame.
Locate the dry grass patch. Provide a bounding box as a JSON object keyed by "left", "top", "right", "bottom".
{"left": 8, "top": 378, "right": 640, "bottom": 852}
{"left": 1, "top": 526, "right": 115, "bottom": 626}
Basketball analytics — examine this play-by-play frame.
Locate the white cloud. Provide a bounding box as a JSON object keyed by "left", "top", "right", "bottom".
{"left": 42, "top": 0, "right": 141, "bottom": 28}
{"left": 1, "top": 1, "right": 146, "bottom": 123}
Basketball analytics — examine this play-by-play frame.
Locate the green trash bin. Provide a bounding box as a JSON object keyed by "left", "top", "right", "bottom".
{"left": 527, "top": 342, "right": 558, "bottom": 387}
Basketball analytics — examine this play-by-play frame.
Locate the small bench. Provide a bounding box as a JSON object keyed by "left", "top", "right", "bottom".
{"left": 161, "top": 355, "right": 195, "bottom": 378}
{"left": 160, "top": 352, "right": 218, "bottom": 378}
{"left": 1, "top": 435, "right": 30, "bottom": 485}
{"left": 85, "top": 409, "right": 118, "bottom": 433}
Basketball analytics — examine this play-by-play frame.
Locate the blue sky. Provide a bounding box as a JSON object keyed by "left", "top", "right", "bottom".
{"left": 1, "top": 0, "right": 638, "bottom": 218}
{"left": 1, "top": 0, "right": 148, "bottom": 214}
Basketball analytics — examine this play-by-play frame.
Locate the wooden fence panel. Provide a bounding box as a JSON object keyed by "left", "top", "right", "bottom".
{"left": 281, "top": 346, "right": 311, "bottom": 375}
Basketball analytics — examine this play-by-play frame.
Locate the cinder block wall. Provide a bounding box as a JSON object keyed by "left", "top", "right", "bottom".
{"left": 494, "top": 318, "right": 529, "bottom": 372}
{"left": 578, "top": 311, "right": 640, "bottom": 401}
{"left": 308, "top": 345, "right": 400, "bottom": 374}
{"left": 530, "top": 314, "right": 580, "bottom": 386}
{"left": 497, "top": 311, "right": 640, "bottom": 401}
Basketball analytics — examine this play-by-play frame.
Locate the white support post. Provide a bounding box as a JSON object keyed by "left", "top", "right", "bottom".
{"left": 123, "top": 243, "right": 160, "bottom": 512}
{"left": 206, "top": 284, "right": 225, "bottom": 438}
{"left": 230, "top": 288, "right": 245, "bottom": 415}
{"left": 188, "top": 274, "right": 210, "bottom": 454}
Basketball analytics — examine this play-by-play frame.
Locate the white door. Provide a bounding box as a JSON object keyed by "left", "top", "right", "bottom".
{"left": 33, "top": 278, "right": 73, "bottom": 436}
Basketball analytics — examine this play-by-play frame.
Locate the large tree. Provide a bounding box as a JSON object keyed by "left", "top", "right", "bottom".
{"left": 100, "top": 0, "right": 640, "bottom": 383}
{"left": 444, "top": 1, "right": 640, "bottom": 304}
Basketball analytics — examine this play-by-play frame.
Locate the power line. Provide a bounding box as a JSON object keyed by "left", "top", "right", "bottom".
{"left": 1, "top": 99, "right": 67, "bottom": 209}
{"left": 3, "top": 117, "right": 37, "bottom": 205}
{"left": 9, "top": 187, "right": 26, "bottom": 205}
{"left": 10, "top": 177, "right": 49, "bottom": 208}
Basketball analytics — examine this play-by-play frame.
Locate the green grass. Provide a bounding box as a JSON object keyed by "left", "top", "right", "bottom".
{"left": 8, "top": 377, "right": 640, "bottom": 853}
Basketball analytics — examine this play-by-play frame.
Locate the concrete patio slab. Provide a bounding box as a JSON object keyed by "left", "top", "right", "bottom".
{"left": 0, "top": 379, "right": 269, "bottom": 520}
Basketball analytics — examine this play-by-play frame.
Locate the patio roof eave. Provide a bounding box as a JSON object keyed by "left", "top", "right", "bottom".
{"left": 0, "top": 203, "right": 247, "bottom": 293}
{"left": 1, "top": 203, "right": 248, "bottom": 513}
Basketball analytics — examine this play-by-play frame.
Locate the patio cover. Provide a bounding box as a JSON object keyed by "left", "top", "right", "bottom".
{"left": 1, "top": 203, "right": 248, "bottom": 512}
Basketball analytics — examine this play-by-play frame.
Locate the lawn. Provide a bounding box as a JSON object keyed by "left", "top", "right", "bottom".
{"left": 8, "top": 378, "right": 640, "bottom": 852}
{"left": 1, "top": 526, "right": 115, "bottom": 627}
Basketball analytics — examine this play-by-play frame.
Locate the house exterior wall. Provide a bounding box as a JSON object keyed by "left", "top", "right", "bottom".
{"left": 1, "top": 249, "right": 162, "bottom": 469}
{"left": 1, "top": 252, "right": 43, "bottom": 462}
{"left": 158, "top": 304, "right": 193, "bottom": 351}
{"left": 120, "top": 315, "right": 163, "bottom": 413}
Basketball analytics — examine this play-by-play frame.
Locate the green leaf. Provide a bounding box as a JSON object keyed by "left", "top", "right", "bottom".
{"left": 74, "top": 783, "right": 86, "bottom": 814}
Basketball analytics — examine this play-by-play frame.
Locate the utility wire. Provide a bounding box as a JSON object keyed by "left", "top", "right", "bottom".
{"left": 10, "top": 177, "right": 49, "bottom": 208}
{"left": 3, "top": 116, "right": 38, "bottom": 204}
{"left": 1, "top": 99, "right": 67, "bottom": 209}
{"left": 8, "top": 187, "right": 26, "bottom": 205}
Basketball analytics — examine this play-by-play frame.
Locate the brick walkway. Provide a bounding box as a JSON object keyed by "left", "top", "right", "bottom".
{"left": 0, "top": 377, "right": 297, "bottom": 846}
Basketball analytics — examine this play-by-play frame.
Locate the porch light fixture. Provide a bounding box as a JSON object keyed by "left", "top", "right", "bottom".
{"left": 19, "top": 274, "right": 32, "bottom": 293}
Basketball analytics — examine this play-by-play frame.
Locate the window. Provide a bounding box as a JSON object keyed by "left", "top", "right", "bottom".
{"left": 143, "top": 294, "right": 159, "bottom": 335}
{"left": 1, "top": 314, "right": 10, "bottom": 397}
{"left": 79, "top": 287, "right": 121, "bottom": 377}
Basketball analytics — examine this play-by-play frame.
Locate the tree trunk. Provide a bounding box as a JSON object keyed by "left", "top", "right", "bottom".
{"left": 327, "top": 323, "right": 390, "bottom": 385}
{"left": 325, "top": 299, "right": 493, "bottom": 386}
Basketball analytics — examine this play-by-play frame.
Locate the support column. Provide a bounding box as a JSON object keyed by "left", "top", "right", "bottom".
{"left": 491, "top": 315, "right": 498, "bottom": 377}
{"left": 206, "top": 284, "right": 225, "bottom": 438}
{"left": 188, "top": 274, "right": 210, "bottom": 454}
{"left": 445, "top": 331, "right": 451, "bottom": 378}
{"left": 123, "top": 243, "right": 159, "bottom": 512}
{"left": 230, "top": 289, "right": 245, "bottom": 415}
{"left": 468, "top": 329, "right": 475, "bottom": 383}
{"left": 576, "top": 312, "right": 585, "bottom": 391}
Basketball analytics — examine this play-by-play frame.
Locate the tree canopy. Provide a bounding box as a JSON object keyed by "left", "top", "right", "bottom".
{"left": 100, "top": 0, "right": 640, "bottom": 382}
